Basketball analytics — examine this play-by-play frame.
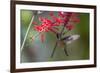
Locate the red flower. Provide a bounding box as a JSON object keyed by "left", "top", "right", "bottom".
{"left": 51, "top": 16, "right": 63, "bottom": 24}
{"left": 34, "top": 25, "right": 43, "bottom": 32}
{"left": 70, "top": 13, "right": 80, "bottom": 23}
{"left": 34, "top": 17, "right": 59, "bottom": 33}
{"left": 58, "top": 12, "right": 73, "bottom": 24}
{"left": 49, "top": 12, "right": 54, "bottom": 16}
{"left": 55, "top": 17, "right": 63, "bottom": 24}
{"left": 58, "top": 12, "right": 65, "bottom": 18}
{"left": 39, "top": 17, "right": 52, "bottom": 24}
{"left": 32, "top": 22, "right": 38, "bottom": 25}
{"left": 66, "top": 24, "right": 74, "bottom": 30}
{"left": 58, "top": 12, "right": 72, "bottom": 18}
{"left": 34, "top": 12, "right": 80, "bottom": 32}
{"left": 70, "top": 17, "right": 80, "bottom": 23}
{"left": 32, "top": 12, "right": 80, "bottom": 44}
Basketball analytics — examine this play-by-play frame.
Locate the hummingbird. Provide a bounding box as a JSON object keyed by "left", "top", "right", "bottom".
{"left": 51, "top": 33, "right": 80, "bottom": 57}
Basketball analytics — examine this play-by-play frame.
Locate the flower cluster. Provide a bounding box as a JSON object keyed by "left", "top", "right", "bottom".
{"left": 34, "top": 17, "right": 53, "bottom": 32}
{"left": 32, "top": 11, "right": 80, "bottom": 42}
{"left": 33, "top": 12, "right": 80, "bottom": 32}
{"left": 50, "top": 12, "right": 80, "bottom": 30}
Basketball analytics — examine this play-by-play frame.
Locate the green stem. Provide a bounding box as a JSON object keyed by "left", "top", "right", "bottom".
{"left": 64, "top": 44, "right": 68, "bottom": 56}
{"left": 60, "top": 24, "right": 66, "bottom": 38}
{"left": 51, "top": 41, "right": 58, "bottom": 58}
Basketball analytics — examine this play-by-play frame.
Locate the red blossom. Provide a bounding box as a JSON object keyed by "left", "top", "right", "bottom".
{"left": 58, "top": 12, "right": 65, "bottom": 18}
{"left": 58, "top": 12, "right": 72, "bottom": 18}
{"left": 58, "top": 12, "right": 73, "bottom": 24}
{"left": 49, "top": 12, "right": 54, "bottom": 16}
{"left": 70, "top": 13, "right": 80, "bottom": 23}
{"left": 66, "top": 24, "right": 74, "bottom": 30}
{"left": 33, "top": 12, "right": 80, "bottom": 37}
{"left": 39, "top": 17, "right": 52, "bottom": 24}
{"left": 32, "top": 22, "right": 38, "bottom": 25}
{"left": 48, "top": 28, "right": 59, "bottom": 34}
{"left": 34, "top": 17, "right": 58, "bottom": 33}
{"left": 55, "top": 17, "right": 63, "bottom": 24}
{"left": 70, "top": 17, "right": 80, "bottom": 23}
{"left": 51, "top": 16, "right": 63, "bottom": 24}
{"left": 34, "top": 25, "right": 43, "bottom": 32}
{"left": 33, "top": 12, "right": 80, "bottom": 32}
{"left": 32, "top": 11, "right": 80, "bottom": 44}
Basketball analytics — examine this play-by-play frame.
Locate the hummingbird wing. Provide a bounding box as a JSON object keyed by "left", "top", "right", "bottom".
{"left": 61, "top": 34, "right": 80, "bottom": 44}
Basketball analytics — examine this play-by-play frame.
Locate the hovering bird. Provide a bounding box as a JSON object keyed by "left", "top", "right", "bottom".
{"left": 51, "top": 34, "right": 80, "bottom": 57}
{"left": 61, "top": 34, "right": 80, "bottom": 44}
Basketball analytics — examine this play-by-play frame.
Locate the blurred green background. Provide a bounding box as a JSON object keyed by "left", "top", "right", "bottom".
{"left": 20, "top": 10, "right": 89, "bottom": 63}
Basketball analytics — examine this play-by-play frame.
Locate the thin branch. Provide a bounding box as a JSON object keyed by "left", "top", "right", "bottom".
{"left": 51, "top": 41, "right": 58, "bottom": 58}
{"left": 50, "top": 14, "right": 72, "bottom": 58}
{"left": 21, "top": 15, "right": 34, "bottom": 52}
{"left": 60, "top": 14, "right": 72, "bottom": 39}
{"left": 60, "top": 24, "right": 66, "bottom": 38}
{"left": 64, "top": 44, "right": 68, "bottom": 56}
